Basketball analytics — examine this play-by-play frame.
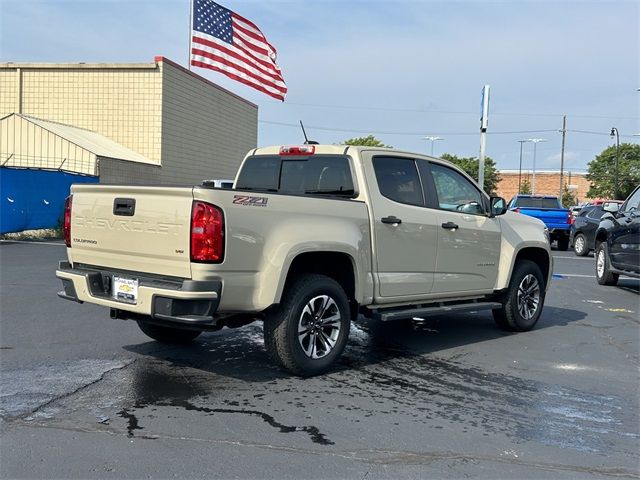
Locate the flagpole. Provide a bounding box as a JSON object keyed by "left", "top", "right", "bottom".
{"left": 187, "top": 0, "right": 193, "bottom": 70}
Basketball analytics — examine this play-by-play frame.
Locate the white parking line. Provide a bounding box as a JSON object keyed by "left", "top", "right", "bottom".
{"left": 0, "top": 240, "right": 64, "bottom": 246}
{"left": 554, "top": 256, "right": 593, "bottom": 260}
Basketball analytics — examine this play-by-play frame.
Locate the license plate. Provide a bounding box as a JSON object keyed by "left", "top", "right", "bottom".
{"left": 113, "top": 276, "right": 138, "bottom": 304}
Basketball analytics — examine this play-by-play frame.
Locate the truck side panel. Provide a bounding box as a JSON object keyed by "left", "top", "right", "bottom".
{"left": 191, "top": 188, "right": 372, "bottom": 312}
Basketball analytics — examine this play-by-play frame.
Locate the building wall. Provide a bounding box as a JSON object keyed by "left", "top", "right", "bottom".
{"left": 98, "top": 157, "right": 161, "bottom": 184}
{"left": 497, "top": 171, "right": 593, "bottom": 203}
{"left": 0, "top": 63, "right": 162, "bottom": 165}
{"left": 159, "top": 58, "right": 258, "bottom": 184}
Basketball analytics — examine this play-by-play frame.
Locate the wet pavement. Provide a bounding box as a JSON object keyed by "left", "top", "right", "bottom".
{"left": 1, "top": 242, "right": 639, "bottom": 479}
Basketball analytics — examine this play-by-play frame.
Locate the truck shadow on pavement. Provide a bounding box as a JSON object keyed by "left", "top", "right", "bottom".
{"left": 123, "top": 306, "right": 586, "bottom": 383}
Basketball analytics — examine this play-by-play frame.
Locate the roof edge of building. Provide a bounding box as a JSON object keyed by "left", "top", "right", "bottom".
{"left": 0, "top": 61, "right": 156, "bottom": 70}
{"left": 155, "top": 56, "right": 258, "bottom": 110}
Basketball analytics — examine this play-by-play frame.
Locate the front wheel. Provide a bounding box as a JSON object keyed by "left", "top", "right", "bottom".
{"left": 493, "top": 260, "right": 546, "bottom": 332}
{"left": 573, "top": 233, "right": 589, "bottom": 256}
{"left": 137, "top": 321, "right": 202, "bottom": 344}
{"left": 595, "top": 243, "right": 619, "bottom": 286}
{"left": 263, "top": 274, "right": 350, "bottom": 377}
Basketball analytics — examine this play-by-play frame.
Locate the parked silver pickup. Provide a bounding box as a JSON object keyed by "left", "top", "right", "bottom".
{"left": 57, "top": 144, "right": 552, "bottom": 376}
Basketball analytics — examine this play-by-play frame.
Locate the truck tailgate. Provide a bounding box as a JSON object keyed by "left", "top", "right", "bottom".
{"left": 518, "top": 208, "right": 569, "bottom": 228}
{"left": 68, "top": 184, "right": 194, "bottom": 278}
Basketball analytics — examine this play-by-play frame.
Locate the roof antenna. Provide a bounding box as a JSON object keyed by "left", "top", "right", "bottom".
{"left": 299, "top": 120, "right": 319, "bottom": 145}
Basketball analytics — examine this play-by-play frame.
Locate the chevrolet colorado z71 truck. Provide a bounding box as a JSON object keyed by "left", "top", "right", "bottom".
{"left": 57, "top": 145, "right": 552, "bottom": 376}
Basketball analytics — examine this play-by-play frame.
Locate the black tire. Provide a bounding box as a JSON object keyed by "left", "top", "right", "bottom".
{"left": 557, "top": 236, "right": 570, "bottom": 251}
{"left": 137, "top": 321, "right": 202, "bottom": 344}
{"left": 263, "top": 274, "right": 350, "bottom": 377}
{"left": 595, "top": 242, "right": 619, "bottom": 286}
{"left": 572, "top": 233, "right": 589, "bottom": 257}
{"left": 493, "top": 260, "right": 546, "bottom": 332}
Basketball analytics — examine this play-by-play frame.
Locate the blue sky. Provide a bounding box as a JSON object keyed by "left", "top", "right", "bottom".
{"left": 1, "top": 0, "right": 638, "bottom": 172}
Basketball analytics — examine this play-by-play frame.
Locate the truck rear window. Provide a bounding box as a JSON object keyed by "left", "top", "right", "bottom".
{"left": 513, "top": 197, "right": 561, "bottom": 209}
{"left": 235, "top": 155, "right": 355, "bottom": 197}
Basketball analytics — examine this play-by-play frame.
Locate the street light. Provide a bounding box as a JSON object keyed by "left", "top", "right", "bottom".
{"left": 526, "top": 138, "right": 547, "bottom": 194}
{"left": 423, "top": 136, "right": 443, "bottom": 156}
{"left": 518, "top": 139, "right": 532, "bottom": 193}
{"left": 610, "top": 127, "right": 620, "bottom": 200}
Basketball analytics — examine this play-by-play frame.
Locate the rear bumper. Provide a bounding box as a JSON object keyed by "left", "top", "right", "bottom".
{"left": 56, "top": 262, "right": 221, "bottom": 326}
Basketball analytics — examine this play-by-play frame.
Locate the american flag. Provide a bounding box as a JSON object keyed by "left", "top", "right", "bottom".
{"left": 191, "top": 0, "right": 287, "bottom": 101}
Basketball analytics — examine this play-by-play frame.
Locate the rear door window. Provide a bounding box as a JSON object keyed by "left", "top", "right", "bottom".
{"left": 372, "top": 156, "right": 424, "bottom": 206}
{"left": 586, "top": 206, "right": 604, "bottom": 220}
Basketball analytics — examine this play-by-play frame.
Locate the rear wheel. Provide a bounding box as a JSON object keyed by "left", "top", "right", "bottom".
{"left": 493, "top": 260, "right": 546, "bottom": 332}
{"left": 557, "top": 235, "right": 570, "bottom": 251}
{"left": 595, "top": 243, "right": 619, "bottom": 286}
{"left": 263, "top": 274, "right": 350, "bottom": 377}
{"left": 137, "top": 321, "right": 202, "bottom": 344}
{"left": 573, "top": 233, "right": 589, "bottom": 256}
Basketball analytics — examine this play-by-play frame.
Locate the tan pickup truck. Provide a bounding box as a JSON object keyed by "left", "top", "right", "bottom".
{"left": 57, "top": 144, "right": 552, "bottom": 376}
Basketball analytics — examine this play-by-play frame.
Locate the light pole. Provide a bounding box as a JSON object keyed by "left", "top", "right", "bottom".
{"left": 610, "top": 127, "right": 620, "bottom": 200}
{"left": 423, "top": 136, "right": 443, "bottom": 156}
{"left": 518, "top": 139, "right": 531, "bottom": 193}
{"left": 527, "top": 138, "right": 547, "bottom": 194}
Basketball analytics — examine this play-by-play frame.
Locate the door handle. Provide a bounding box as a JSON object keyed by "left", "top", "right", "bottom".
{"left": 441, "top": 221, "right": 459, "bottom": 230}
{"left": 381, "top": 216, "right": 402, "bottom": 225}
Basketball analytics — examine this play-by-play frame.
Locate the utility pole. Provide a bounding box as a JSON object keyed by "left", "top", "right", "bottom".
{"left": 559, "top": 115, "right": 567, "bottom": 199}
{"left": 517, "top": 140, "right": 529, "bottom": 194}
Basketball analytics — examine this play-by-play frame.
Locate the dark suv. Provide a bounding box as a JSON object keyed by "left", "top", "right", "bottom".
{"left": 570, "top": 202, "right": 622, "bottom": 256}
{"left": 594, "top": 185, "right": 640, "bottom": 285}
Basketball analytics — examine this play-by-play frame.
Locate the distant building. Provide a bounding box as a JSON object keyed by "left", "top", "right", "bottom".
{"left": 0, "top": 56, "right": 258, "bottom": 184}
{"left": 497, "top": 170, "right": 592, "bottom": 203}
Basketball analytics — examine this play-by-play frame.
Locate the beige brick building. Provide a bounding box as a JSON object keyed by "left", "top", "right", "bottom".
{"left": 496, "top": 170, "right": 593, "bottom": 204}
{"left": 0, "top": 57, "right": 257, "bottom": 184}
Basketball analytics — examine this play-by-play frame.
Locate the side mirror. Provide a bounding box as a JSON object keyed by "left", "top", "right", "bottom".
{"left": 490, "top": 196, "right": 508, "bottom": 217}
{"left": 603, "top": 202, "right": 620, "bottom": 213}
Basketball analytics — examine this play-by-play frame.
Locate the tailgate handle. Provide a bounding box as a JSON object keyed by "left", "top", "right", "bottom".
{"left": 113, "top": 198, "right": 136, "bottom": 216}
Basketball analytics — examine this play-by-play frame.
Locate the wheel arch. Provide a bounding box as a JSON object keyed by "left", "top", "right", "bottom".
{"left": 277, "top": 251, "right": 359, "bottom": 320}
{"left": 510, "top": 247, "right": 552, "bottom": 289}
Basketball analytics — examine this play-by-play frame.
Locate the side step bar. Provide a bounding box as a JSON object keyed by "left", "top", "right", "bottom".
{"left": 370, "top": 301, "right": 502, "bottom": 322}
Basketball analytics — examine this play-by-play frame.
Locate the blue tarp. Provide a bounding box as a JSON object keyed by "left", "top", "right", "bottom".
{"left": 0, "top": 168, "right": 98, "bottom": 234}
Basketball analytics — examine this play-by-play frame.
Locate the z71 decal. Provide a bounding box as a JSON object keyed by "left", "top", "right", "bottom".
{"left": 233, "top": 195, "right": 269, "bottom": 207}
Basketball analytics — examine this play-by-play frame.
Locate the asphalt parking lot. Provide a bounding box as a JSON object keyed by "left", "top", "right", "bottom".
{"left": 1, "top": 241, "right": 638, "bottom": 479}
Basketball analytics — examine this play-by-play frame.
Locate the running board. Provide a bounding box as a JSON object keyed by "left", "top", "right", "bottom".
{"left": 370, "top": 301, "right": 502, "bottom": 322}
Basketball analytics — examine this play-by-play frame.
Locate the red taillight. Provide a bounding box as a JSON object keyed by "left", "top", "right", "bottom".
{"left": 63, "top": 195, "right": 72, "bottom": 247}
{"left": 568, "top": 212, "right": 574, "bottom": 225}
{"left": 190, "top": 201, "right": 224, "bottom": 263}
{"left": 514, "top": 208, "right": 521, "bottom": 214}
{"left": 279, "top": 145, "right": 315, "bottom": 156}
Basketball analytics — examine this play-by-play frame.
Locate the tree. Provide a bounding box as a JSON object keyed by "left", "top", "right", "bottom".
{"left": 440, "top": 153, "right": 500, "bottom": 194}
{"left": 586, "top": 143, "right": 640, "bottom": 200}
{"left": 561, "top": 184, "right": 577, "bottom": 207}
{"left": 341, "top": 135, "right": 392, "bottom": 148}
{"left": 519, "top": 178, "right": 532, "bottom": 194}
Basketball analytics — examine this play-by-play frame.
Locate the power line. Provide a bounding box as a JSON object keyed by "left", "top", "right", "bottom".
{"left": 274, "top": 101, "right": 638, "bottom": 120}
{"left": 259, "top": 120, "right": 557, "bottom": 136}
{"left": 259, "top": 120, "right": 640, "bottom": 139}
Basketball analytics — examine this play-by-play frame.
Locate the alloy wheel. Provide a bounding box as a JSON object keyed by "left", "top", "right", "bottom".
{"left": 516, "top": 274, "right": 540, "bottom": 320}
{"left": 297, "top": 295, "right": 342, "bottom": 359}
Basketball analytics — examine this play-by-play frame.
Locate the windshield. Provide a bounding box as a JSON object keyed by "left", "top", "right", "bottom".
{"left": 235, "top": 155, "right": 355, "bottom": 197}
